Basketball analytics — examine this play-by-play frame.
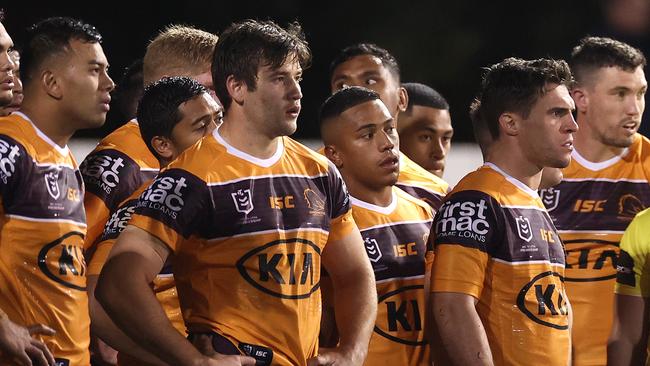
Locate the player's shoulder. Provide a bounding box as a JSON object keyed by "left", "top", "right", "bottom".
{"left": 162, "top": 134, "right": 221, "bottom": 180}
{"left": 90, "top": 120, "right": 158, "bottom": 169}
{"left": 394, "top": 186, "right": 434, "bottom": 218}
{"left": 451, "top": 165, "right": 503, "bottom": 199}
{"left": 0, "top": 113, "right": 41, "bottom": 156}
{"left": 284, "top": 137, "right": 332, "bottom": 170}
{"left": 399, "top": 153, "right": 449, "bottom": 194}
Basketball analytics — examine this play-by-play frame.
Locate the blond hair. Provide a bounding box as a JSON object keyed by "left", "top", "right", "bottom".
{"left": 143, "top": 24, "right": 218, "bottom": 85}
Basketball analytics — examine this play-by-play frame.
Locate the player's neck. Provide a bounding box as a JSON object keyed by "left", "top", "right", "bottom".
{"left": 488, "top": 145, "right": 542, "bottom": 191}
{"left": 346, "top": 180, "right": 393, "bottom": 207}
{"left": 19, "top": 99, "right": 74, "bottom": 148}
{"left": 573, "top": 121, "right": 626, "bottom": 162}
{"left": 219, "top": 113, "right": 281, "bottom": 160}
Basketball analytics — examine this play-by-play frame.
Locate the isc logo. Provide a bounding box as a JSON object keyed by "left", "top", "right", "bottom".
{"left": 236, "top": 238, "right": 321, "bottom": 299}
{"left": 435, "top": 199, "right": 490, "bottom": 241}
{"left": 81, "top": 155, "right": 125, "bottom": 191}
{"left": 374, "top": 285, "right": 426, "bottom": 346}
{"left": 573, "top": 199, "right": 606, "bottom": 213}
{"left": 0, "top": 139, "right": 20, "bottom": 182}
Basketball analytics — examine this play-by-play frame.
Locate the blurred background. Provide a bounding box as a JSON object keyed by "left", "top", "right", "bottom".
{"left": 4, "top": 0, "right": 650, "bottom": 184}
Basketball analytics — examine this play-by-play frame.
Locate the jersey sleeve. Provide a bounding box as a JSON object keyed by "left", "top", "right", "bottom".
{"left": 128, "top": 168, "right": 210, "bottom": 252}
{"left": 86, "top": 198, "right": 138, "bottom": 276}
{"left": 430, "top": 190, "right": 503, "bottom": 299}
{"left": 615, "top": 212, "right": 650, "bottom": 297}
{"left": 324, "top": 162, "right": 355, "bottom": 241}
{"left": 0, "top": 135, "right": 29, "bottom": 206}
{"left": 81, "top": 149, "right": 144, "bottom": 247}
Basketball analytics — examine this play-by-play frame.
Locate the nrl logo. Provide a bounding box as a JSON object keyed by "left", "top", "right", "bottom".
{"left": 539, "top": 187, "right": 560, "bottom": 212}
{"left": 364, "top": 237, "right": 382, "bottom": 263}
{"left": 515, "top": 215, "right": 533, "bottom": 242}
{"left": 231, "top": 188, "right": 254, "bottom": 214}
{"left": 44, "top": 170, "right": 61, "bottom": 200}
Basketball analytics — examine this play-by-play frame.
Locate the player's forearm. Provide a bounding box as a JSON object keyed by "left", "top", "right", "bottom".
{"left": 88, "top": 275, "right": 168, "bottom": 365}
{"left": 96, "top": 253, "right": 202, "bottom": 366}
{"left": 607, "top": 336, "right": 647, "bottom": 366}
{"left": 432, "top": 293, "right": 494, "bottom": 366}
{"left": 331, "top": 265, "right": 377, "bottom": 361}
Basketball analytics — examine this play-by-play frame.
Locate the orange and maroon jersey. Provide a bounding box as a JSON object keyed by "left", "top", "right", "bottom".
{"left": 431, "top": 163, "right": 570, "bottom": 366}
{"left": 88, "top": 183, "right": 183, "bottom": 366}
{"left": 0, "top": 112, "right": 89, "bottom": 366}
{"left": 80, "top": 120, "right": 159, "bottom": 249}
{"left": 352, "top": 187, "right": 433, "bottom": 366}
{"left": 128, "top": 128, "right": 355, "bottom": 366}
{"left": 542, "top": 134, "right": 650, "bottom": 365}
{"left": 395, "top": 153, "right": 449, "bottom": 211}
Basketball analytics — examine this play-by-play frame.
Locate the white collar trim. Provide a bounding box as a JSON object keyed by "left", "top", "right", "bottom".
{"left": 350, "top": 190, "right": 398, "bottom": 215}
{"left": 484, "top": 162, "right": 539, "bottom": 199}
{"left": 571, "top": 148, "right": 629, "bottom": 171}
{"left": 213, "top": 127, "right": 284, "bottom": 168}
{"left": 14, "top": 112, "right": 69, "bottom": 156}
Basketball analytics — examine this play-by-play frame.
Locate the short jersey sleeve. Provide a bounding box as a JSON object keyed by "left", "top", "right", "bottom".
{"left": 128, "top": 168, "right": 210, "bottom": 252}
{"left": 430, "top": 190, "right": 503, "bottom": 299}
{"left": 0, "top": 135, "right": 29, "bottom": 205}
{"left": 615, "top": 211, "right": 650, "bottom": 297}
{"left": 324, "top": 162, "right": 355, "bottom": 242}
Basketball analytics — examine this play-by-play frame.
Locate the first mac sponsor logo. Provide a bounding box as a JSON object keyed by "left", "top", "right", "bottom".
{"left": 139, "top": 176, "right": 187, "bottom": 219}
{"left": 81, "top": 154, "right": 125, "bottom": 194}
{"left": 435, "top": 198, "right": 490, "bottom": 243}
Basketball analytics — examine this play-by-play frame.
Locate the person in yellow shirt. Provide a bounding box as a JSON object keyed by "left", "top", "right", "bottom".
{"left": 0, "top": 16, "right": 114, "bottom": 365}
{"left": 429, "top": 57, "right": 577, "bottom": 366}
{"left": 329, "top": 43, "right": 448, "bottom": 210}
{"left": 97, "top": 20, "right": 377, "bottom": 366}
{"left": 544, "top": 36, "right": 650, "bottom": 366}
{"left": 319, "top": 86, "right": 433, "bottom": 365}
{"left": 88, "top": 76, "right": 221, "bottom": 366}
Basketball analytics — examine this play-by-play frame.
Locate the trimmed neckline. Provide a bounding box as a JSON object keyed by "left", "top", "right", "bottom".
{"left": 350, "top": 190, "right": 398, "bottom": 215}
{"left": 484, "top": 162, "right": 540, "bottom": 199}
{"left": 571, "top": 147, "right": 629, "bottom": 171}
{"left": 13, "top": 112, "right": 70, "bottom": 156}
{"left": 212, "top": 126, "right": 284, "bottom": 168}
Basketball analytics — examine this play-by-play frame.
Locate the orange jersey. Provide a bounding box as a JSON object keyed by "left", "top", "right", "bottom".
{"left": 542, "top": 133, "right": 650, "bottom": 365}
{"left": 80, "top": 120, "right": 159, "bottom": 249}
{"left": 0, "top": 113, "right": 89, "bottom": 365}
{"left": 431, "top": 163, "right": 570, "bottom": 366}
{"left": 128, "top": 129, "right": 355, "bottom": 366}
{"left": 351, "top": 187, "right": 432, "bottom": 366}
{"left": 88, "top": 183, "right": 184, "bottom": 366}
{"left": 395, "top": 153, "right": 449, "bottom": 211}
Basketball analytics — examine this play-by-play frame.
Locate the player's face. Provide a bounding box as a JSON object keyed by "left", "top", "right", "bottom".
{"left": 335, "top": 99, "right": 400, "bottom": 190}
{"left": 245, "top": 57, "right": 302, "bottom": 138}
{"left": 330, "top": 55, "right": 403, "bottom": 118}
{"left": 0, "top": 23, "right": 16, "bottom": 106}
{"left": 58, "top": 39, "right": 114, "bottom": 129}
{"left": 190, "top": 69, "right": 219, "bottom": 103}
{"left": 0, "top": 50, "right": 21, "bottom": 116}
{"left": 520, "top": 84, "right": 577, "bottom": 169}
{"left": 581, "top": 66, "right": 647, "bottom": 148}
{"left": 398, "top": 106, "right": 453, "bottom": 177}
{"left": 169, "top": 93, "right": 222, "bottom": 158}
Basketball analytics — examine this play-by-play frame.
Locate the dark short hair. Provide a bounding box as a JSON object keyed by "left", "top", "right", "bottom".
{"left": 319, "top": 86, "right": 380, "bottom": 127}
{"left": 137, "top": 76, "right": 207, "bottom": 159}
{"left": 329, "top": 43, "right": 401, "bottom": 82}
{"left": 470, "top": 57, "right": 574, "bottom": 141}
{"left": 570, "top": 36, "right": 646, "bottom": 85}
{"left": 0, "top": 9, "right": 5, "bottom": 22}
{"left": 212, "top": 19, "right": 311, "bottom": 110}
{"left": 20, "top": 17, "right": 102, "bottom": 85}
{"left": 403, "top": 82, "right": 449, "bottom": 111}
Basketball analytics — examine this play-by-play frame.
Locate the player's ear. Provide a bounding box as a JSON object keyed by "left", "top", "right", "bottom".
{"left": 151, "top": 136, "right": 174, "bottom": 161}
{"left": 42, "top": 70, "right": 63, "bottom": 100}
{"left": 226, "top": 75, "right": 246, "bottom": 106}
{"left": 324, "top": 145, "right": 343, "bottom": 169}
{"left": 397, "top": 86, "right": 408, "bottom": 113}
{"left": 498, "top": 112, "right": 519, "bottom": 136}
{"left": 571, "top": 87, "right": 588, "bottom": 113}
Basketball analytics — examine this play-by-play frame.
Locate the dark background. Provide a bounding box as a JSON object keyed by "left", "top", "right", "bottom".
{"left": 4, "top": 1, "right": 649, "bottom": 141}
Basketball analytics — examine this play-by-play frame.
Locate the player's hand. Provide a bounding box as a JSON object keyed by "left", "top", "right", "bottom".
{"left": 307, "top": 347, "right": 365, "bottom": 366}
{"left": 0, "top": 316, "right": 56, "bottom": 366}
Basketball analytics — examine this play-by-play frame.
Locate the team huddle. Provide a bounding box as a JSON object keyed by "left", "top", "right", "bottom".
{"left": 0, "top": 10, "right": 648, "bottom": 366}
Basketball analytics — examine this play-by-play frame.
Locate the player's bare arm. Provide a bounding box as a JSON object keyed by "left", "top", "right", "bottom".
{"left": 96, "top": 225, "right": 255, "bottom": 366}
{"left": 431, "top": 292, "right": 494, "bottom": 366}
{"left": 607, "top": 294, "right": 650, "bottom": 365}
{"left": 309, "top": 227, "right": 377, "bottom": 366}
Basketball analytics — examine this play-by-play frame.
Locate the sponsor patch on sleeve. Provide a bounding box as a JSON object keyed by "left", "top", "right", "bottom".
{"left": 616, "top": 249, "right": 636, "bottom": 287}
